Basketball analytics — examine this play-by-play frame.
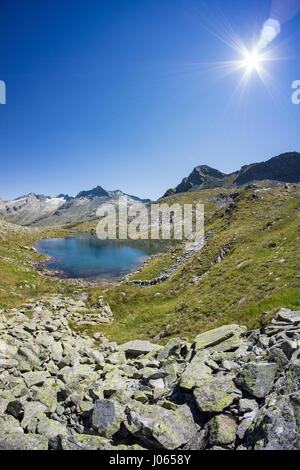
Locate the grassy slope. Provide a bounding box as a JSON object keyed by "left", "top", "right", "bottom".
{"left": 85, "top": 183, "right": 300, "bottom": 343}
{"left": 0, "top": 225, "right": 79, "bottom": 310}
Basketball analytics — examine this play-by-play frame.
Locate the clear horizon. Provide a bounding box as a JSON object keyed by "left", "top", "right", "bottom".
{"left": 1, "top": 0, "right": 300, "bottom": 201}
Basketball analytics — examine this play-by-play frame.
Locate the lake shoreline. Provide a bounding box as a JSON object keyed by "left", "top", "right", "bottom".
{"left": 33, "top": 233, "right": 165, "bottom": 288}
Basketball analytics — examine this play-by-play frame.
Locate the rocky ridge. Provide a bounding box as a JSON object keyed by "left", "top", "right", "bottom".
{"left": 0, "top": 187, "right": 150, "bottom": 227}
{"left": 0, "top": 296, "right": 300, "bottom": 450}
{"left": 163, "top": 152, "right": 300, "bottom": 197}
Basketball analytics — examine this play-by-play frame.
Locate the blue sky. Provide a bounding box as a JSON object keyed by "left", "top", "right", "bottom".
{"left": 0, "top": 0, "right": 300, "bottom": 201}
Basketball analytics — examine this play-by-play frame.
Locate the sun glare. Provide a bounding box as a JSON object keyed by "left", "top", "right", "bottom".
{"left": 242, "top": 50, "right": 262, "bottom": 71}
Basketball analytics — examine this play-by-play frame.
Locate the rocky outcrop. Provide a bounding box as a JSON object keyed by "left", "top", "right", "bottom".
{"left": 1, "top": 302, "right": 300, "bottom": 450}
{"left": 163, "top": 166, "right": 228, "bottom": 197}
{"left": 234, "top": 152, "right": 300, "bottom": 186}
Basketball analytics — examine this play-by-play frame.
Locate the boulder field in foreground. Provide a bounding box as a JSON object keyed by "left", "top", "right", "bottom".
{"left": 0, "top": 296, "right": 300, "bottom": 450}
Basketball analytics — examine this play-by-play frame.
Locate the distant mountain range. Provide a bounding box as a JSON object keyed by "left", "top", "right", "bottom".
{"left": 1, "top": 152, "right": 299, "bottom": 227}
{"left": 163, "top": 152, "right": 300, "bottom": 197}
{"left": 0, "top": 186, "right": 150, "bottom": 227}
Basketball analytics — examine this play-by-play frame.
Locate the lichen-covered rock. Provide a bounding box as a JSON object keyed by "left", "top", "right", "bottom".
{"left": 0, "top": 297, "right": 300, "bottom": 451}
{"left": 126, "top": 402, "right": 197, "bottom": 449}
{"left": 194, "top": 374, "right": 241, "bottom": 412}
{"left": 23, "top": 371, "right": 50, "bottom": 388}
{"left": 117, "top": 340, "right": 162, "bottom": 358}
{"left": 32, "top": 386, "right": 58, "bottom": 413}
{"left": 194, "top": 325, "right": 247, "bottom": 352}
{"left": 21, "top": 402, "right": 47, "bottom": 432}
{"left": 235, "top": 362, "right": 277, "bottom": 398}
{"left": 0, "top": 413, "right": 24, "bottom": 434}
{"left": 179, "top": 350, "right": 211, "bottom": 390}
{"left": 37, "top": 416, "right": 69, "bottom": 449}
{"left": 208, "top": 415, "right": 237, "bottom": 447}
{"left": 246, "top": 363, "right": 300, "bottom": 450}
{"left": 59, "top": 433, "right": 114, "bottom": 450}
{"left": 91, "top": 399, "right": 125, "bottom": 438}
{"left": 157, "top": 338, "right": 187, "bottom": 361}
{"left": 0, "top": 432, "right": 48, "bottom": 450}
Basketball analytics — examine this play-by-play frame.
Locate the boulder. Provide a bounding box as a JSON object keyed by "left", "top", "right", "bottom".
{"left": 91, "top": 399, "right": 125, "bottom": 438}
{"left": 23, "top": 371, "right": 50, "bottom": 388}
{"left": 194, "top": 375, "right": 241, "bottom": 413}
{"left": 37, "top": 416, "right": 69, "bottom": 449}
{"left": 194, "top": 325, "right": 247, "bottom": 352}
{"left": 179, "top": 350, "right": 211, "bottom": 390}
{"left": 59, "top": 433, "right": 114, "bottom": 450}
{"left": 0, "top": 432, "right": 48, "bottom": 450}
{"left": 117, "top": 340, "right": 162, "bottom": 358}
{"left": 276, "top": 308, "right": 300, "bottom": 324}
{"left": 0, "top": 413, "right": 24, "bottom": 434}
{"left": 208, "top": 415, "right": 237, "bottom": 447}
{"left": 127, "top": 402, "right": 197, "bottom": 449}
{"left": 235, "top": 362, "right": 277, "bottom": 398}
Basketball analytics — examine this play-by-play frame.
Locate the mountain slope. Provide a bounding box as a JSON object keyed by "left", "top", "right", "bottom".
{"left": 163, "top": 152, "right": 300, "bottom": 197}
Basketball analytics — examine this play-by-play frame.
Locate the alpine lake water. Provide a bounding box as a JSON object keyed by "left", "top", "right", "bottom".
{"left": 35, "top": 233, "right": 171, "bottom": 280}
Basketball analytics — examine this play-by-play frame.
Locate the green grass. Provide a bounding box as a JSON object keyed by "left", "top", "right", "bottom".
{"left": 0, "top": 226, "right": 79, "bottom": 310}
{"left": 85, "top": 183, "right": 300, "bottom": 343}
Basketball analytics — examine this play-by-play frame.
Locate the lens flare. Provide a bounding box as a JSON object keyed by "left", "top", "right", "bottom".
{"left": 258, "top": 18, "right": 281, "bottom": 50}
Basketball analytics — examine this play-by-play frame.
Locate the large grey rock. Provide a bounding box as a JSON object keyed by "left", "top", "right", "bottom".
{"left": 0, "top": 413, "right": 24, "bottom": 434}
{"left": 157, "top": 338, "right": 187, "bottom": 361}
{"left": 59, "top": 433, "right": 113, "bottom": 450}
{"left": 194, "top": 325, "right": 247, "bottom": 352}
{"left": 0, "top": 432, "right": 48, "bottom": 450}
{"left": 23, "top": 371, "right": 49, "bottom": 388}
{"left": 37, "top": 416, "right": 68, "bottom": 449}
{"left": 21, "top": 402, "right": 47, "bottom": 432}
{"left": 276, "top": 308, "right": 300, "bottom": 324}
{"left": 117, "top": 340, "right": 162, "bottom": 358}
{"left": 91, "top": 399, "right": 125, "bottom": 438}
{"left": 208, "top": 415, "right": 237, "bottom": 446}
{"left": 179, "top": 350, "right": 211, "bottom": 390}
{"left": 194, "top": 375, "right": 241, "bottom": 413}
{"left": 127, "top": 402, "right": 197, "bottom": 449}
{"left": 247, "top": 363, "right": 300, "bottom": 449}
{"left": 235, "top": 362, "right": 277, "bottom": 398}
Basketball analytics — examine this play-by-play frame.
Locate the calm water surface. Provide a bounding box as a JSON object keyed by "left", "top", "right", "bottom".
{"left": 35, "top": 234, "right": 169, "bottom": 280}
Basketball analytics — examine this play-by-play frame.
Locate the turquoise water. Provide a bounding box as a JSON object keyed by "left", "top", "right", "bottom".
{"left": 35, "top": 234, "right": 167, "bottom": 280}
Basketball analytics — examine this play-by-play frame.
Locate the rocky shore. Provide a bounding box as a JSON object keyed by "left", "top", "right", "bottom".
{"left": 0, "top": 295, "right": 300, "bottom": 450}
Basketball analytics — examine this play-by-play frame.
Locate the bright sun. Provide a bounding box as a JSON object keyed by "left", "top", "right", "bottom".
{"left": 242, "top": 50, "right": 262, "bottom": 71}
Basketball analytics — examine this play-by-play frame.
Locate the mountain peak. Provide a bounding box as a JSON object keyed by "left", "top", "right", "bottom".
{"left": 162, "top": 152, "right": 300, "bottom": 198}
{"left": 76, "top": 186, "right": 109, "bottom": 199}
{"left": 233, "top": 152, "right": 300, "bottom": 186}
{"left": 163, "top": 165, "right": 227, "bottom": 197}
